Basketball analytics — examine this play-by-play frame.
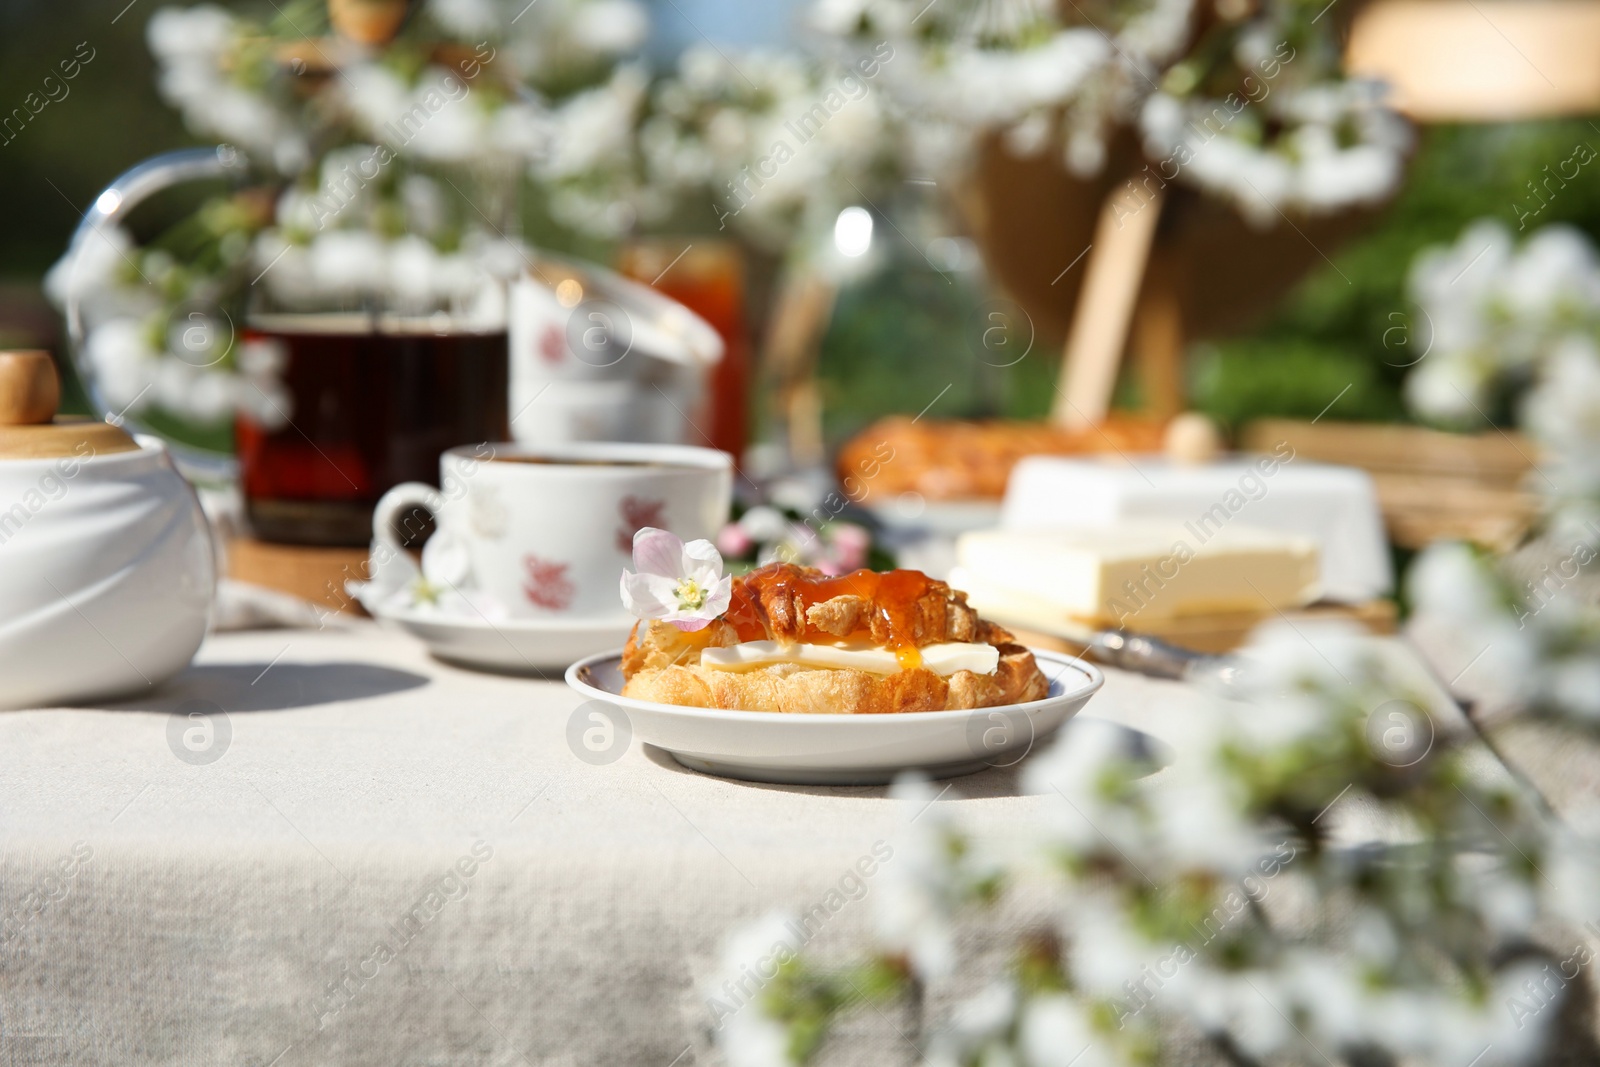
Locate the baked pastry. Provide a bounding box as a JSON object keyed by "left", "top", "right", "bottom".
{"left": 620, "top": 562, "right": 1050, "bottom": 714}
{"left": 836, "top": 415, "right": 1165, "bottom": 503}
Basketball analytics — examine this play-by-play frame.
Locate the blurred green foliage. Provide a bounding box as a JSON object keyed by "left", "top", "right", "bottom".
{"left": 818, "top": 118, "right": 1600, "bottom": 439}
{"left": 0, "top": 0, "right": 200, "bottom": 412}
{"left": 816, "top": 264, "right": 1060, "bottom": 447}
{"left": 1190, "top": 338, "right": 1409, "bottom": 426}
{"left": 1191, "top": 118, "right": 1600, "bottom": 429}
{"left": 0, "top": 0, "right": 195, "bottom": 278}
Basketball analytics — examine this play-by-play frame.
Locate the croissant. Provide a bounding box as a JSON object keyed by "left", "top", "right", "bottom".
{"left": 620, "top": 563, "right": 1050, "bottom": 714}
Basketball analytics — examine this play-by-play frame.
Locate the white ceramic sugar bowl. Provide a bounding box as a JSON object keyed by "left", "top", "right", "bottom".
{"left": 0, "top": 351, "right": 213, "bottom": 709}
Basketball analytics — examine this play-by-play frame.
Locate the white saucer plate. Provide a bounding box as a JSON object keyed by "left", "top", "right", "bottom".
{"left": 371, "top": 603, "right": 634, "bottom": 674}
{"left": 564, "top": 648, "right": 1104, "bottom": 785}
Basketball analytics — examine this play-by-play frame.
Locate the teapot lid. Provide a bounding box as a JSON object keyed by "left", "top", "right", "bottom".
{"left": 0, "top": 351, "right": 139, "bottom": 460}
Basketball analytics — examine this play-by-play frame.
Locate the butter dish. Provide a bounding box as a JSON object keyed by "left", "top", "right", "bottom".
{"left": 952, "top": 523, "right": 1321, "bottom": 628}
{"left": 1000, "top": 453, "right": 1390, "bottom": 602}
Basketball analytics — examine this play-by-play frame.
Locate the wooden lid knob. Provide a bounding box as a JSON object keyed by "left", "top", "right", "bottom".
{"left": 0, "top": 350, "right": 139, "bottom": 460}
{"left": 0, "top": 351, "right": 60, "bottom": 426}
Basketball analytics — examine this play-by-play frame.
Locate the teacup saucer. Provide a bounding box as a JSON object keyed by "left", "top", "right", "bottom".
{"left": 366, "top": 601, "right": 635, "bottom": 674}
{"left": 348, "top": 538, "right": 634, "bottom": 673}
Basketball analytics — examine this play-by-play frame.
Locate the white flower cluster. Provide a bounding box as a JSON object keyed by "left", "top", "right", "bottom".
{"left": 46, "top": 223, "right": 287, "bottom": 428}
{"left": 532, "top": 64, "right": 655, "bottom": 238}
{"left": 1409, "top": 541, "right": 1600, "bottom": 726}
{"left": 145, "top": 0, "right": 651, "bottom": 176}
{"left": 870, "top": 775, "right": 1005, "bottom": 982}
{"left": 340, "top": 62, "right": 550, "bottom": 165}
{"left": 809, "top": 0, "right": 1410, "bottom": 223}
{"left": 1139, "top": 78, "right": 1409, "bottom": 227}
{"left": 250, "top": 226, "right": 522, "bottom": 324}
{"left": 462, "top": 0, "right": 649, "bottom": 79}
{"left": 701, "top": 911, "right": 802, "bottom": 1067}
{"left": 1402, "top": 222, "right": 1600, "bottom": 733}
{"left": 534, "top": 44, "right": 905, "bottom": 261}
{"left": 1406, "top": 221, "right": 1600, "bottom": 441}
{"left": 715, "top": 622, "right": 1600, "bottom": 1066}
{"left": 254, "top": 149, "right": 526, "bottom": 322}
{"left": 146, "top": 5, "right": 310, "bottom": 175}
{"left": 656, "top": 46, "right": 900, "bottom": 255}
{"left": 810, "top": 0, "right": 1144, "bottom": 178}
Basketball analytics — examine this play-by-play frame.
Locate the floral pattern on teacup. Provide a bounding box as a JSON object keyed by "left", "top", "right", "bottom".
{"left": 470, "top": 485, "right": 509, "bottom": 540}
{"left": 523, "top": 555, "right": 576, "bottom": 611}
{"left": 538, "top": 323, "right": 565, "bottom": 366}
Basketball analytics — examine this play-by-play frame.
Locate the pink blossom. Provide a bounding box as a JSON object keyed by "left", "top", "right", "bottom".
{"left": 828, "top": 522, "right": 872, "bottom": 572}
{"left": 716, "top": 522, "right": 754, "bottom": 558}
{"left": 620, "top": 527, "right": 732, "bottom": 632}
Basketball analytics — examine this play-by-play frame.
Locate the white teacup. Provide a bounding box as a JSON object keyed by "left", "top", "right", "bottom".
{"left": 372, "top": 442, "right": 732, "bottom": 620}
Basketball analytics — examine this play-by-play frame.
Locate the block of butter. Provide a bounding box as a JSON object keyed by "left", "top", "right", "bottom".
{"left": 953, "top": 523, "right": 1320, "bottom": 626}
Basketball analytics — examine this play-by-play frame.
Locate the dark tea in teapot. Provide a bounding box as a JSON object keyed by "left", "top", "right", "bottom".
{"left": 237, "top": 314, "right": 508, "bottom": 546}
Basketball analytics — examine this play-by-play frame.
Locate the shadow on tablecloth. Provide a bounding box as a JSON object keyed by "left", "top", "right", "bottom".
{"left": 639, "top": 716, "right": 1167, "bottom": 801}
{"left": 99, "top": 661, "right": 431, "bottom": 713}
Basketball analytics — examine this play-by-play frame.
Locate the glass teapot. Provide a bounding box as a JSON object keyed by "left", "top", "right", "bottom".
{"left": 60, "top": 146, "right": 723, "bottom": 548}
{"left": 59, "top": 145, "right": 519, "bottom": 546}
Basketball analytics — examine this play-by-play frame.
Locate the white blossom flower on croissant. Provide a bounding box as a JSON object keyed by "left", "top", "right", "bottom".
{"left": 620, "top": 527, "right": 732, "bottom": 631}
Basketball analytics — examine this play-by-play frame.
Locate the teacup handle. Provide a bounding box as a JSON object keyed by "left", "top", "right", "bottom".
{"left": 373, "top": 482, "right": 447, "bottom": 557}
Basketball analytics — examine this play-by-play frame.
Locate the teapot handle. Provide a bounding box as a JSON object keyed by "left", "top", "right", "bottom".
{"left": 62, "top": 145, "right": 252, "bottom": 483}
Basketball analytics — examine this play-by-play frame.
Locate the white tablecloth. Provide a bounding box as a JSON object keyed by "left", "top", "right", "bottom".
{"left": 0, "top": 624, "right": 1550, "bottom": 1066}
{"left": 0, "top": 624, "right": 1204, "bottom": 1066}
